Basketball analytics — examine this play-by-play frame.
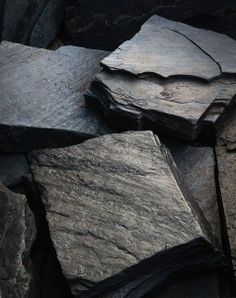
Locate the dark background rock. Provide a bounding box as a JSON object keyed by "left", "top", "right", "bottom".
{"left": 1, "top": 0, "right": 65, "bottom": 47}
{"left": 61, "top": 0, "right": 236, "bottom": 50}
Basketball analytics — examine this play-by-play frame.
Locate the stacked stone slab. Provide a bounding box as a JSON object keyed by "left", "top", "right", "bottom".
{"left": 29, "top": 131, "right": 224, "bottom": 297}
{"left": 87, "top": 16, "right": 236, "bottom": 140}
{"left": 0, "top": 41, "right": 112, "bottom": 151}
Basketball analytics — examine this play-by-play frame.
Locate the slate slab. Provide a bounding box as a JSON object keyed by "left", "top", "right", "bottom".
{"left": 87, "top": 70, "right": 236, "bottom": 140}
{"left": 29, "top": 131, "right": 224, "bottom": 296}
{"left": 216, "top": 108, "right": 236, "bottom": 279}
{"left": 0, "top": 42, "right": 111, "bottom": 151}
{"left": 0, "top": 185, "right": 35, "bottom": 297}
{"left": 166, "top": 143, "right": 221, "bottom": 242}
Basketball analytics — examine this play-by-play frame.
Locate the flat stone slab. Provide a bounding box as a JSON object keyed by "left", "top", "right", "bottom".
{"left": 29, "top": 131, "right": 223, "bottom": 296}
{"left": 166, "top": 143, "right": 221, "bottom": 242}
{"left": 0, "top": 185, "right": 35, "bottom": 297}
{"left": 101, "top": 15, "right": 236, "bottom": 80}
{"left": 216, "top": 108, "right": 236, "bottom": 279}
{"left": 0, "top": 41, "right": 112, "bottom": 151}
{"left": 88, "top": 70, "right": 236, "bottom": 140}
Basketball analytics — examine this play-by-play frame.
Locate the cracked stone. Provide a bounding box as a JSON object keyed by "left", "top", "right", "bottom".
{"left": 0, "top": 41, "right": 112, "bottom": 151}
{"left": 216, "top": 108, "right": 236, "bottom": 280}
{"left": 87, "top": 16, "right": 236, "bottom": 140}
{"left": 0, "top": 184, "right": 36, "bottom": 297}
{"left": 28, "top": 131, "right": 224, "bottom": 297}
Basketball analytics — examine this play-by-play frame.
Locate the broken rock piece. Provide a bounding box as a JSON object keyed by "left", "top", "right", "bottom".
{"left": 216, "top": 108, "right": 236, "bottom": 279}
{"left": 166, "top": 143, "right": 221, "bottom": 242}
{"left": 0, "top": 41, "right": 112, "bottom": 151}
{"left": 29, "top": 131, "right": 224, "bottom": 296}
{"left": 87, "top": 16, "right": 236, "bottom": 140}
{"left": 0, "top": 184, "right": 35, "bottom": 297}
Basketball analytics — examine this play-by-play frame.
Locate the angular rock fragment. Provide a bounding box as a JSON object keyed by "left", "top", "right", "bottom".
{"left": 216, "top": 108, "right": 236, "bottom": 279}
{"left": 166, "top": 143, "right": 221, "bottom": 242}
{"left": 0, "top": 41, "right": 112, "bottom": 151}
{"left": 87, "top": 16, "right": 236, "bottom": 140}
{"left": 29, "top": 131, "right": 224, "bottom": 296}
{"left": 0, "top": 184, "right": 35, "bottom": 297}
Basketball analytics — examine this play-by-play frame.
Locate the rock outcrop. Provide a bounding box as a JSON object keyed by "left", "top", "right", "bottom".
{"left": 29, "top": 131, "right": 224, "bottom": 296}
{"left": 0, "top": 41, "right": 112, "bottom": 151}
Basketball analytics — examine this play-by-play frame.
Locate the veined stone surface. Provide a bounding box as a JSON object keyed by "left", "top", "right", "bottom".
{"left": 0, "top": 42, "right": 111, "bottom": 151}
{"left": 29, "top": 131, "right": 223, "bottom": 296}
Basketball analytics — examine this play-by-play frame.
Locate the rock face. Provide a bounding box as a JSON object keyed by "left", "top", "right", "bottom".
{"left": 0, "top": 185, "right": 35, "bottom": 297}
{"left": 62, "top": 0, "right": 236, "bottom": 50}
{"left": 0, "top": 41, "right": 112, "bottom": 151}
{"left": 29, "top": 131, "right": 223, "bottom": 296}
{"left": 1, "top": 0, "right": 64, "bottom": 48}
{"left": 87, "top": 16, "right": 236, "bottom": 140}
{"left": 167, "top": 143, "right": 221, "bottom": 242}
{"left": 216, "top": 108, "right": 236, "bottom": 279}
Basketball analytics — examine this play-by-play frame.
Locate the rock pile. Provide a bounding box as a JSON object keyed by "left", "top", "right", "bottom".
{"left": 0, "top": 14, "right": 235, "bottom": 298}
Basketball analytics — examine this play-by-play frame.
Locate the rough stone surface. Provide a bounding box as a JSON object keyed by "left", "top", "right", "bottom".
{"left": 216, "top": 108, "right": 236, "bottom": 279}
{"left": 102, "top": 15, "right": 236, "bottom": 80}
{"left": 167, "top": 143, "right": 221, "bottom": 242}
{"left": 88, "top": 66, "right": 236, "bottom": 140}
{"left": 62, "top": 0, "right": 236, "bottom": 51}
{"left": 1, "top": 0, "right": 64, "bottom": 48}
{"left": 0, "top": 41, "right": 112, "bottom": 151}
{"left": 29, "top": 131, "right": 223, "bottom": 296}
{"left": 0, "top": 185, "right": 35, "bottom": 297}
{"left": 0, "top": 154, "right": 29, "bottom": 188}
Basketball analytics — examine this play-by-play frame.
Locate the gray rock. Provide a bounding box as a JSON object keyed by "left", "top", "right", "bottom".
{"left": 167, "top": 143, "right": 221, "bottom": 242}
{"left": 216, "top": 109, "right": 236, "bottom": 279}
{"left": 1, "top": 0, "right": 64, "bottom": 48}
{"left": 101, "top": 15, "right": 236, "bottom": 80}
{"left": 29, "top": 131, "right": 223, "bottom": 296}
{"left": 88, "top": 68, "right": 236, "bottom": 140}
{"left": 0, "top": 41, "right": 112, "bottom": 151}
{"left": 0, "top": 184, "right": 35, "bottom": 297}
{"left": 0, "top": 154, "right": 29, "bottom": 187}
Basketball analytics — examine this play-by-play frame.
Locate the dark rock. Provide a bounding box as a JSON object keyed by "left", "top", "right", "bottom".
{"left": 167, "top": 143, "right": 221, "bottom": 242}
{"left": 62, "top": 0, "right": 236, "bottom": 50}
{"left": 0, "top": 153, "right": 29, "bottom": 188}
{"left": 87, "top": 16, "right": 236, "bottom": 140}
{"left": 0, "top": 184, "right": 36, "bottom": 297}
{"left": 0, "top": 41, "right": 112, "bottom": 151}
{"left": 216, "top": 108, "right": 236, "bottom": 280}
{"left": 29, "top": 131, "right": 224, "bottom": 296}
{"left": 1, "top": 0, "right": 65, "bottom": 48}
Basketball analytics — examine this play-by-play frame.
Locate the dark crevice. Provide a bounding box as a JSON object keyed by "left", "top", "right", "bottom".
{"left": 213, "top": 146, "right": 236, "bottom": 296}
{"left": 0, "top": 0, "right": 5, "bottom": 41}
{"left": 22, "top": 156, "right": 72, "bottom": 298}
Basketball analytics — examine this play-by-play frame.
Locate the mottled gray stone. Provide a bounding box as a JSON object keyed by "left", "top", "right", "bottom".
{"left": 0, "top": 154, "right": 29, "bottom": 187}
{"left": 88, "top": 70, "right": 236, "bottom": 140}
{"left": 0, "top": 41, "right": 111, "bottom": 151}
{"left": 167, "top": 143, "right": 221, "bottom": 242}
{"left": 102, "top": 15, "right": 236, "bottom": 80}
{"left": 0, "top": 185, "right": 35, "bottom": 297}
{"left": 29, "top": 131, "right": 223, "bottom": 296}
{"left": 216, "top": 109, "right": 236, "bottom": 279}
